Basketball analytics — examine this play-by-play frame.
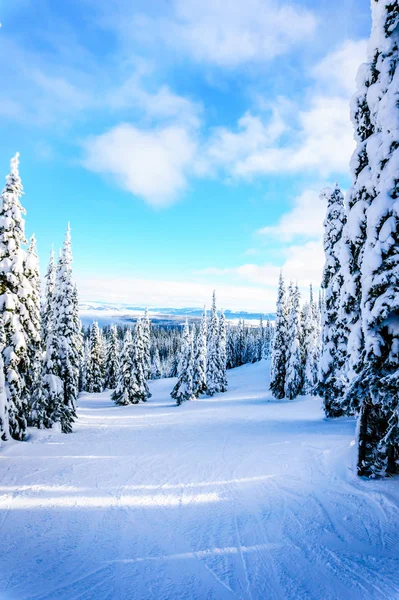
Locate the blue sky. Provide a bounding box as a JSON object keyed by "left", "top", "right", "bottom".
{"left": 0, "top": 0, "right": 371, "bottom": 311}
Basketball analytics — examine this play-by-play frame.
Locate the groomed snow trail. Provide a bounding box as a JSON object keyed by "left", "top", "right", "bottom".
{"left": 1, "top": 361, "right": 399, "bottom": 600}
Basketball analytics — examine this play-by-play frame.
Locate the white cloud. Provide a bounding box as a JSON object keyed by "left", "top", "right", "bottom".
{"left": 134, "top": 0, "right": 316, "bottom": 67}
{"left": 196, "top": 239, "right": 324, "bottom": 293}
{"left": 258, "top": 188, "right": 326, "bottom": 241}
{"left": 203, "top": 38, "right": 367, "bottom": 180}
{"left": 312, "top": 39, "right": 367, "bottom": 96}
{"left": 82, "top": 123, "right": 197, "bottom": 207}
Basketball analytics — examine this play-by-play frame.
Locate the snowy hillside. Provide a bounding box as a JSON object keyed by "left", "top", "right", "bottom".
{"left": 1, "top": 361, "right": 398, "bottom": 600}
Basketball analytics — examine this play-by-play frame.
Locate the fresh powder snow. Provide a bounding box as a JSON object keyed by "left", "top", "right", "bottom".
{"left": 0, "top": 361, "right": 398, "bottom": 600}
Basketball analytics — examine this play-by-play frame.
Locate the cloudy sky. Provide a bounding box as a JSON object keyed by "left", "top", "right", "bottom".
{"left": 0, "top": 0, "right": 370, "bottom": 311}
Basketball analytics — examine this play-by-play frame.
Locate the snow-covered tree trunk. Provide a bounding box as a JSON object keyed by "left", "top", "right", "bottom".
{"left": 270, "top": 273, "right": 288, "bottom": 399}
{"left": 318, "top": 186, "right": 348, "bottom": 416}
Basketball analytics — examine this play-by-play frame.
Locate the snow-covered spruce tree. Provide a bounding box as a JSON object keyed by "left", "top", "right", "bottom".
{"left": 192, "top": 305, "right": 207, "bottom": 397}
{"left": 0, "top": 321, "right": 9, "bottom": 441}
{"left": 151, "top": 346, "right": 162, "bottom": 380}
{"left": 285, "top": 284, "right": 303, "bottom": 400}
{"left": 31, "top": 227, "right": 80, "bottom": 432}
{"left": 348, "top": 2, "right": 399, "bottom": 477}
{"left": 226, "top": 323, "right": 236, "bottom": 369}
{"left": 42, "top": 249, "right": 56, "bottom": 347}
{"left": 23, "top": 235, "right": 42, "bottom": 404}
{"left": 129, "top": 319, "right": 151, "bottom": 404}
{"left": 218, "top": 309, "right": 228, "bottom": 393}
{"left": 171, "top": 319, "right": 195, "bottom": 406}
{"left": 112, "top": 328, "right": 133, "bottom": 405}
{"left": 318, "top": 186, "right": 348, "bottom": 416}
{"left": 206, "top": 291, "right": 221, "bottom": 396}
{"left": 50, "top": 225, "right": 80, "bottom": 433}
{"left": 143, "top": 308, "right": 152, "bottom": 380}
{"left": 340, "top": 26, "right": 376, "bottom": 394}
{"left": 270, "top": 273, "right": 288, "bottom": 399}
{"left": 87, "top": 322, "right": 104, "bottom": 393}
{"left": 104, "top": 324, "right": 119, "bottom": 389}
{"left": 263, "top": 318, "right": 273, "bottom": 359}
{"left": 302, "top": 286, "right": 321, "bottom": 395}
{"left": 0, "top": 153, "right": 30, "bottom": 440}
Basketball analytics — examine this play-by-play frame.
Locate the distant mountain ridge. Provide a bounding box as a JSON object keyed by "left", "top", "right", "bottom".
{"left": 79, "top": 302, "right": 275, "bottom": 328}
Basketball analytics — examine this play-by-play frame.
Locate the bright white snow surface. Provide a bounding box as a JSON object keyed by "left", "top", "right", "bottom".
{"left": 1, "top": 361, "right": 399, "bottom": 600}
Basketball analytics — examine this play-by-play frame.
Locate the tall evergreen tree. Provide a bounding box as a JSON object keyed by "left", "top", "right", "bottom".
{"left": 0, "top": 153, "right": 30, "bottom": 440}
{"left": 206, "top": 291, "right": 221, "bottom": 396}
{"left": 270, "top": 273, "right": 288, "bottom": 399}
{"left": 348, "top": 2, "right": 399, "bottom": 476}
{"left": 130, "top": 319, "right": 152, "bottom": 404}
{"left": 87, "top": 322, "right": 104, "bottom": 393}
{"left": 143, "top": 308, "right": 152, "bottom": 380}
{"left": 192, "top": 306, "right": 207, "bottom": 397}
{"left": 218, "top": 310, "right": 228, "bottom": 393}
{"left": 24, "top": 235, "right": 42, "bottom": 402}
{"left": 42, "top": 249, "right": 56, "bottom": 347}
{"left": 318, "top": 186, "right": 348, "bottom": 416}
{"left": 104, "top": 324, "right": 119, "bottom": 389}
{"left": 112, "top": 328, "right": 133, "bottom": 405}
{"left": 151, "top": 346, "right": 162, "bottom": 380}
{"left": 285, "top": 284, "right": 303, "bottom": 400}
{"left": 51, "top": 225, "right": 80, "bottom": 432}
{"left": 171, "top": 319, "right": 194, "bottom": 405}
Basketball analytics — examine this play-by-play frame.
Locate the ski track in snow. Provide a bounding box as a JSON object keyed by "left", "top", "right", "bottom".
{"left": 0, "top": 361, "right": 399, "bottom": 600}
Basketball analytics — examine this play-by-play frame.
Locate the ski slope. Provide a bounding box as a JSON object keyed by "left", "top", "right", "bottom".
{"left": 0, "top": 361, "right": 399, "bottom": 600}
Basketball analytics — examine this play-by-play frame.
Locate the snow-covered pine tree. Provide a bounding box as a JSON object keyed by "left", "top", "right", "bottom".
{"left": 318, "top": 186, "right": 348, "bottom": 416}
{"left": 0, "top": 321, "right": 9, "bottom": 441}
{"left": 171, "top": 319, "right": 195, "bottom": 405}
{"left": 42, "top": 249, "right": 56, "bottom": 347}
{"left": 302, "top": 286, "right": 321, "bottom": 395}
{"left": 226, "top": 323, "right": 236, "bottom": 369}
{"left": 151, "top": 346, "right": 162, "bottom": 380}
{"left": 206, "top": 291, "right": 221, "bottom": 396}
{"left": 218, "top": 309, "right": 228, "bottom": 392}
{"left": 23, "top": 235, "right": 42, "bottom": 404}
{"left": 285, "top": 284, "right": 303, "bottom": 400}
{"left": 130, "top": 319, "right": 152, "bottom": 404}
{"left": 104, "top": 324, "right": 119, "bottom": 389}
{"left": 270, "top": 272, "right": 288, "bottom": 399}
{"left": 88, "top": 322, "right": 104, "bottom": 393}
{"left": 143, "top": 308, "right": 152, "bottom": 380}
{"left": 112, "top": 328, "right": 133, "bottom": 405}
{"left": 348, "top": 2, "right": 399, "bottom": 477}
{"left": 340, "top": 25, "right": 376, "bottom": 393}
{"left": 192, "top": 306, "right": 207, "bottom": 397}
{"left": 263, "top": 319, "right": 273, "bottom": 359}
{"left": 0, "top": 153, "right": 30, "bottom": 440}
{"left": 50, "top": 225, "right": 80, "bottom": 433}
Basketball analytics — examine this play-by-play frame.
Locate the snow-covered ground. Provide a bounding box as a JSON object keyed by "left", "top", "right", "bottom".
{"left": 1, "top": 362, "right": 399, "bottom": 600}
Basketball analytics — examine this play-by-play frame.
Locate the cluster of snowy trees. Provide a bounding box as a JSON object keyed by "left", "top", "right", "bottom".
{"left": 318, "top": 1, "right": 399, "bottom": 477}
{"left": 0, "top": 154, "right": 82, "bottom": 443}
{"left": 81, "top": 312, "right": 152, "bottom": 405}
{"left": 270, "top": 277, "right": 321, "bottom": 401}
